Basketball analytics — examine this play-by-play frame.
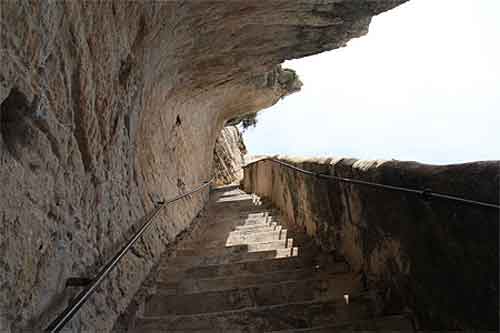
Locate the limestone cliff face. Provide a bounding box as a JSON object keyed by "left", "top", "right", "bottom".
{"left": 0, "top": 1, "right": 407, "bottom": 331}
{"left": 213, "top": 126, "right": 246, "bottom": 186}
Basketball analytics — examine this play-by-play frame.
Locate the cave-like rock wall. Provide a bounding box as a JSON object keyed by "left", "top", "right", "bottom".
{"left": 0, "top": 1, "right": 407, "bottom": 331}
{"left": 213, "top": 126, "right": 247, "bottom": 186}
{"left": 242, "top": 157, "right": 499, "bottom": 330}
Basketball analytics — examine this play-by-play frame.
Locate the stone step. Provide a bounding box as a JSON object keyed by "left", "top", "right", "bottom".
{"left": 182, "top": 227, "right": 285, "bottom": 249}
{"left": 135, "top": 296, "right": 373, "bottom": 332}
{"left": 144, "top": 272, "right": 362, "bottom": 315}
{"left": 234, "top": 222, "right": 278, "bottom": 232}
{"left": 158, "top": 268, "right": 360, "bottom": 296}
{"left": 221, "top": 212, "right": 278, "bottom": 222}
{"left": 162, "top": 246, "right": 299, "bottom": 268}
{"left": 226, "top": 228, "right": 285, "bottom": 243}
{"left": 268, "top": 314, "right": 414, "bottom": 332}
{"left": 212, "top": 189, "right": 252, "bottom": 198}
{"left": 186, "top": 219, "right": 277, "bottom": 244}
{"left": 210, "top": 207, "right": 270, "bottom": 218}
{"left": 212, "top": 209, "right": 277, "bottom": 219}
{"left": 238, "top": 211, "right": 278, "bottom": 219}
{"left": 211, "top": 199, "right": 255, "bottom": 209}
{"left": 230, "top": 223, "right": 282, "bottom": 235}
{"left": 175, "top": 238, "right": 292, "bottom": 257}
{"left": 243, "top": 211, "right": 277, "bottom": 218}
{"left": 133, "top": 314, "right": 414, "bottom": 333}
{"left": 207, "top": 215, "right": 277, "bottom": 229}
{"left": 233, "top": 218, "right": 277, "bottom": 228}
{"left": 156, "top": 257, "right": 349, "bottom": 283}
{"left": 215, "top": 193, "right": 254, "bottom": 201}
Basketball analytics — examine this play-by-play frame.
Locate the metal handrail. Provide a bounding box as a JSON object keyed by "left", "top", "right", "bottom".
{"left": 45, "top": 178, "right": 213, "bottom": 333}
{"left": 243, "top": 158, "right": 500, "bottom": 210}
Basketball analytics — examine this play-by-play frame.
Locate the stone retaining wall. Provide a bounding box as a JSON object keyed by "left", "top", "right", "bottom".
{"left": 242, "top": 156, "right": 499, "bottom": 330}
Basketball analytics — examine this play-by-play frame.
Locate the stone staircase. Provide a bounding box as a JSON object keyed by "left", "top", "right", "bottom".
{"left": 113, "top": 185, "right": 415, "bottom": 332}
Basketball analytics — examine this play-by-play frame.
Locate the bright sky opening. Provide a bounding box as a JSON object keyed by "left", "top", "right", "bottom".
{"left": 242, "top": 0, "right": 500, "bottom": 165}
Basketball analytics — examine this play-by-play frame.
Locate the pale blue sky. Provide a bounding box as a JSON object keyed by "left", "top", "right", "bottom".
{"left": 243, "top": 0, "right": 500, "bottom": 165}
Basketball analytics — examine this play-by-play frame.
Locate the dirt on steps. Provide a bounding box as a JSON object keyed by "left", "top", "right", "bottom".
{"left": 113, "top": 185, "right": 415, "bottom": 332}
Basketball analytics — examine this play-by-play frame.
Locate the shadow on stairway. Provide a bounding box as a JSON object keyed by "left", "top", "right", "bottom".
{"left": 113, "top": 185, "right": 415, "bottom": 332}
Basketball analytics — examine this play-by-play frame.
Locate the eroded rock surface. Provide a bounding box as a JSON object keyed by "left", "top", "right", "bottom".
{"left": 0, "top": 1, "right": 407, "bottom": 331}
{"left": 213, "top": 126, "right": 246, "bottom": 186}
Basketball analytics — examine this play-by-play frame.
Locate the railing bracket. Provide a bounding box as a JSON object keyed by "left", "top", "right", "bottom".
{"left": 421, "top": 188, "right": 433, "bottom": 201}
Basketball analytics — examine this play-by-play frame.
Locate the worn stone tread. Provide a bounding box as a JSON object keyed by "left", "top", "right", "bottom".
{"left": 182, "top": 219, "right": 279, "bottom": 245}
{"left": 156, "top": 257, "right": 349, "bottom": 283}
{"left": 157, "top": 266, "right": 354, "bottom": 295}
{"left": 234, "top": 222, "right": 279, "bottom": 232}
{"left": 181, "top": 228, "right": 286, "bottom": 249}
{"left": 128, "top": 314, "right": 414, "bottom": 333}
{"left": 146, "top": 273, "right": 362, "bottom": 308}
{"left": 226, "top": 228, "right": 286, "bottom": 243}
{"left": 203, "top": 216, "right": 279, "bottom": 232}
{"left": 146, "top": 272, "right": 363, "bottom": 314}
{"left": 175, "top": 238, "right": 293, "bottom": 257}
{"left": 136, "top": 297, "right": 374, "bottom": 332}
{"left": 267, "top": 314, "right": 415, "bottom": 332}
{"left": 162, "top": 246, "right": 299, "bottom": 268}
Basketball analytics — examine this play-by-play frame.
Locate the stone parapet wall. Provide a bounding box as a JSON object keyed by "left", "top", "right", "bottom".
{"left": 242, "top": 156, "right": 499, "bottom": 330}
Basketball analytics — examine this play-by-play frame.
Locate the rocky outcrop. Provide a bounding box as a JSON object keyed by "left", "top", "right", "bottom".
{"left": 0, "top": 1, "right": 407, "bottom": 331}
{"left": 213, "top": 126, "right": 246, "bottom": 186}
{"left": 241, "top": 157, "right": 499, "bottom": 330}
{"left": 225, "top": 66, "right": 302, "bottom": 126}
